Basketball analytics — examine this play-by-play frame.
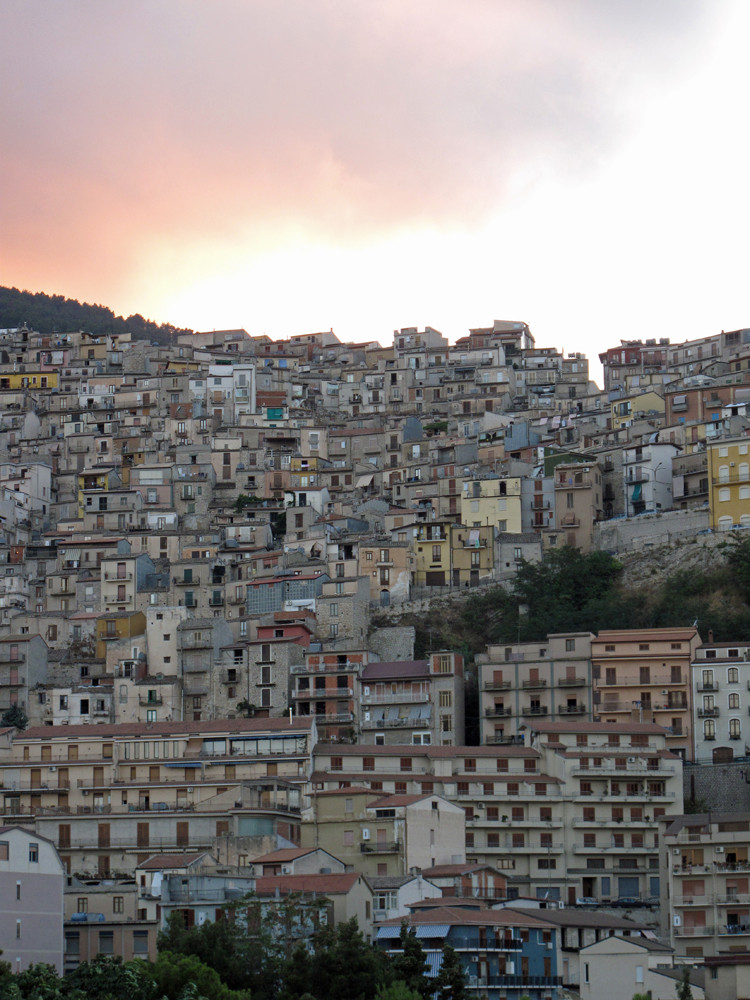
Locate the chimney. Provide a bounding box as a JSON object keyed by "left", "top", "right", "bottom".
{"left": 708, "top": 629, "right": 714, "bottom": 643}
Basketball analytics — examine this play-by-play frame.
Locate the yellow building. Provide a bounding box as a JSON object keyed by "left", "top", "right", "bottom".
{"left": 610, "top": 390, "right": 664, "bottom": 431}
{"left": 414, "top": 521, "right": 451, "bottom": 586}
{"left": 0, "top": 371, "right": 58, "bottom": 390}
{"left": 449, "top": 524, "right": 494, "bottom": 586}
{"left": 460, "top": 477, "right": 522, "bottom": 533}
{"left": 95, "top": 611, "right": 147, "bottom": 659}
{"left": 707, "top": 436, "right": 750, "bottom": 531}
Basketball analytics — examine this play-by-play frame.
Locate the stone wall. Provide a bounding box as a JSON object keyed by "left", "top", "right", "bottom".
{"left": 594, "top": 507, "right": 710, "bottom": 554}
{"left": 684, "top": 760, "right": 750, "bottom": 813}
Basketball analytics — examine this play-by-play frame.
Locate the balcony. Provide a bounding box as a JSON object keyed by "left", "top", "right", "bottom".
{"left": 698, "top": 707, "right": 720, "bottom": 718}
{"left": 697, "top": 683, "right": 718, "bottom": 692}
{"left": 208, "top": 596, "right": 225, "bottom": 607}
{"left": 558, "top": 677, "right": 585, "bottom": 687}
{"left": 521, "top": 679, "right": 547, "bottom": 689}
{"left": 293, "top": 687, "right": 353, "bottom": 700}
{"left": 485, "top": 707, "right": 512, "bottom": 717}
{"left": 361, "top": 716, "right": 428, "bottom": 730}
{"left": 138, "top": 695, "right": 163, "bottom": 706}
{"left": 361, "top": 841, "right": 400, "bottom": 854}
{"left": 522, "top": 706, "right": 548, "bottom": 716}
{"left": 361, "top": 691, "right": 429, "bottom": 705}
{"left": 483, "top": 681, "right": 511, "bottom": 691}
{"left": 559, "top": 703, "right": 586, "bottom": 715}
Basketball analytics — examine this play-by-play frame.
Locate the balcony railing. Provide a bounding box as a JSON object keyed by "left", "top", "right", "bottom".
{"left": 361, "top": 841, "right": 400, "bottom": 854}
{"left": 558, "top": 677, "right": 585, "bottom": 687}
{"left": 361, "top": 691, "right": 429, "bottom": 705}
{"left": 521, "top": 679, "right": 547, "bottom": 689}
{"left": 522, "top": 706, "right": 548, "bottom": 716}
{"left": 698, "top": 707, "right": 720, "bottom": 718}
{"left": 483, "top": 681, "right": 511, "bottom": 691}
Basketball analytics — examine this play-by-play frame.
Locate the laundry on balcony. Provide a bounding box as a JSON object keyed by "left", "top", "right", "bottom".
{"left": 631, "top": 484, "right": 642, "bottom": 501}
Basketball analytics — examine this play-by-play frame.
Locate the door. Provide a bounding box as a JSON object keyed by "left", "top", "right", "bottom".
{"left": 149, "top": 766, "right": 160, "bottom": 782}
{"left": 176, "top": 822, "right": 189, "bottom": 846}
{"left": 30, "top": 768, "right": 41, "bottom": 789}
{"left": 137, "top": 823, "right": 149, "bottom": 848}
{"left": 58, "top": 767, "right": 69, "bottom": 790}
{"left": 98, "top": 823, "right": 110, "bottom": 848}
{"left": 93, "top": 766, "right": 104, "bottom": 787}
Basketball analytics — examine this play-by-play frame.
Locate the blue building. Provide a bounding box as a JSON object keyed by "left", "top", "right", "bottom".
{"left": 376, "top": 902, "right": 561, "bottom": 1000}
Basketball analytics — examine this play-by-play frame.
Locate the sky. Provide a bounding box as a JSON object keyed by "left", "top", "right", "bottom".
{"left": 2, "top": 0, "right": 750, "bottom": 380}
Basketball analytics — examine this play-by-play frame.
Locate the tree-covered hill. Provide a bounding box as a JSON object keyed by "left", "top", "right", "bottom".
{"left": 0, "top": 285, "right": 192, "bottom": 344}
{"left": 382, "top": 532, "right": 750, "bottom": 660}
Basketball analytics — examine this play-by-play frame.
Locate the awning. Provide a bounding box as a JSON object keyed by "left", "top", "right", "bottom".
{"left": 166, "top": 761, "right": 201, "bottom": 768}
{"left": 632, "top": 484, "right": 642, "bottom": 501}
{"left": 415, "top": 925, "right": 450, "bottom": 939}
{"left": 377, "top": 926, "right": 402, "bottom": 939}
{"left": 356, "top": 474, "right": 374, "bottom": 488}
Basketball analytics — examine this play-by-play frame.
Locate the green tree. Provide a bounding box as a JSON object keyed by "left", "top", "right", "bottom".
{"left": 309, "top": 919, "right": 391, "bottom": 1000}
{"left": 391, "top": 923, "right": 431, "bottom": 1000}
{"left": 151, "top": 952, "right": 250, "bottom": 1000}
{"left": 0, "top": 705, "right": 28, "bottom": 730}
{"left": 65, "top": 955, "right": 156, "bottom": 1000}
{"left": 375, "top": 984, "right": 422, "bottom": 1000}
{"left": 435, "top": 945, "right": 465, "bottom": 1000}
{"left": 676, "top": 965, "right": 694, "bottom": 1000}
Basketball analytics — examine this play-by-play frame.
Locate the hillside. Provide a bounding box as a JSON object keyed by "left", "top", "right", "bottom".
{"left": 0, "top": 285, "right": 192, "bottom": 344}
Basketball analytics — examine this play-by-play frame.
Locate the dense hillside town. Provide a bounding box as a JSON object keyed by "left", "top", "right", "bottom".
{"left": 3, "top": 317, "right": 750, "bottom": 999}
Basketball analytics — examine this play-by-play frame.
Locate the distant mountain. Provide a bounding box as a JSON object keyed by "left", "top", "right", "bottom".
{"left": 0, "top": 286, "right": 193, "bottom": 345}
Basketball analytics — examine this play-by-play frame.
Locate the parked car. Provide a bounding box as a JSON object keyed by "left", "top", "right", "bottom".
{"left": 614, "top": 896, "right": 644, "bottom": 907}
{"left": 575, "top": 897, "right": 598, "bottom": 906}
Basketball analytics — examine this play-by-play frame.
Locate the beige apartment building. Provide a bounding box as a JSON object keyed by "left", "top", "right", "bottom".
{"left": 311, "top": 720, "right": 682, "bottom": 904}
{"left": 0, "top": 717, "right": 315, "bottom": 877}
{"left": 592, "top": 627, "right": 701, "bottom": 759}
{"left": 661, "top": 811, "right": 750, "bottom": 958}
{"left": 545, "top": 462, "right": 602, "bottom": 553}
{"left": 359, "top": 651, "right": 465, "bottom": 746}
{"left": 301, "top": 787, "right": 465, "bottom": 877}
{"left": 477, "top": 632, "right": 594, "bottom": 745}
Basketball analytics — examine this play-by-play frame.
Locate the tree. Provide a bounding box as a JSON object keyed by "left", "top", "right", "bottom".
{"left": 676, "top": 965, "right": 694, "bottom": 1000}
{"left": 0, "top": 705, "right": 28, "bottom": 730}
{"left": 151, "top": 951, "right": 250, "bottom": 1000}
{"left": 375, "top": 985, "right": 422, "bottom": 1000}
{"left": 64, "top": 955, "right": 156, "bottom": 1000}
{"left": 391, "top": 923, "right": 431, "bottom": 1000}
{"left": 308, "top": 919, "right": 391, "bottom": 1000}
{"left": 435, "top": 945, "right": 465, "bottom": 1000}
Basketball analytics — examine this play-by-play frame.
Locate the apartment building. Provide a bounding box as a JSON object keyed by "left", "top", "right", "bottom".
{"left": 707, "top": 435, "right": 750, "bottom": 531}
{"left": 291, "top": 646, "right": 367, "bottom": 742}
{"left": 592, "top": 627, "right": 701, "bottom": 759}
{"left": 0, "top": 825, "right": 65, "bottom": 973}
{"left": 64, "top": 877, "right": 158, "bottom": 971}
{"left": 477, "top": 633, "right": 594, "bottom": 745}
{"left": 312, "top": 720, "right": 682, "bottom": 904}
{"left": 376, "top": 901, "right": 562, "bottom": 1000}
{"left": 301, "top": 787, "right": 465, "bottom": 877}
{"left": 546, "top": 462, "right": 601, "bottom": 553}
{"left": 661, "top": 811, "right": 750, "bottom": 958}
{"left": 0, "top": 717, "right": 315, "bottom": 877}
{"left": 692, "top": 640, "right": 750, "bottom": 763}
{"left": 359, "top": 651, "right": 465, "bottom": 746}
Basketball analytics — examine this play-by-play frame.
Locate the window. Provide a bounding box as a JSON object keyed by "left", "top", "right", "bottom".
{"left": 113, "top": 896, "right": 124, "bottom": 914}
{"left": 28, "top": 843, "right": 38, "bottom": 863}
{"left": 729, "top": 693, "right": 740, "bottom": 709}
{"left": 77, "top": 897, "right": 88, "bottom": 913}
{"left": 729, "top": 667, "right": 739, "bottom": 684}
{"left": 730, "top": 718, "right": 741, "bottom": 739}
{"left": 704, "top": 719, "right": 716, "bottom": 740}
{"left": 99, "top": 931, "right": 114, "bottom": 954}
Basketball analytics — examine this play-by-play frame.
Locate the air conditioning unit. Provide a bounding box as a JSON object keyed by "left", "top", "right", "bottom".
{"left": 362, "top": 828, "right": 371, "bottom": 841}
{"left": 662, "top": 690, "right": 668, "bottom": 695}
{"left": 48, "top": 766, "right": 57, "bottom": 772}
{"left": 673, "top": 915, "right": 681, "bottom": 927}
{"left": 628, "top": 757, "right": 637, "bottom": 763}
{"left": 282, "top": 866, "right": 291, "bottom": 874}
{"left": 672, "top": 848, "right": 680, "bottom": 856}
{"left": 716, "top": 846, "right": 725, "bottom": 853}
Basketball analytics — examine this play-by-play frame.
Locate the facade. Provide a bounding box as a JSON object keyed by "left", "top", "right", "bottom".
{"left": 477, "top": 633, "right": 594, "bottom": 745}
{"left": 592, "top": 627, "right": 701, "bottom": 760}
{"left": 359, "top": 652, "right": 465, "bottom": 747}
{"left": 376, "top": 902, "right": 562, "bottom": 1000}
{"left": 0, "top": 825, "right": 65, "bottom": 973}
{"left": 661, "top": 811, "right": 750, "bottom": 959}
{"left": 707, "top": 435, "right": 750, "bottom": 531}
{"left": 0, "top": 717, "right": 315, "bottom": 877}
{"left": 691, "top": 640, "right": 750, "bottom": 762}
{"left": 301, "top": 787, "right": 465, "bottom": 877}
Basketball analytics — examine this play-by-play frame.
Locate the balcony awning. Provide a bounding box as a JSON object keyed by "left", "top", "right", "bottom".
{"left": 356, "top": 474, "right": 374, "bottom": 487}
{"left": 631, "top": 484, "right": 642, "bottom": 501}
{"left": 166, "top": 761, "right": 201, "bottom": 768}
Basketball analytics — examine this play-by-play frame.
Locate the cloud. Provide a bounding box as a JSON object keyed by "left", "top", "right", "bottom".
{"left": 0, "top": 0, "right": 721, "bottom": 314}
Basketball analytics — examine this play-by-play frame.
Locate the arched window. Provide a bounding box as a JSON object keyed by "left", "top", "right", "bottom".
{"left": 719, "top": 487, "right": 731, "bottom": 502}
{"left": 704, "top": 719, "right": 716, "bottom": 740}
{"left": 718, "top": 515, "right": 734, "bottom": 531}
{"left": 719, "top": 464, "right": 730, "bottom": 483}
{"left": 730, "top": 718, "right": 741, "bottom": 739}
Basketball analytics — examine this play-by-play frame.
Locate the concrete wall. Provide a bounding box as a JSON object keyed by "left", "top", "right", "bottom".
{"left": 594, "top": 507, "right": 709, "bottom": 553}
